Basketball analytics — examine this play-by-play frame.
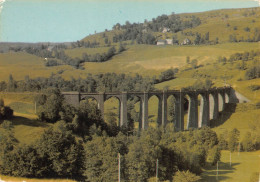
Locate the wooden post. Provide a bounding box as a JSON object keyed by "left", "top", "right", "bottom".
{"left": 156, "top": 159, "right": 158, "bottom": 182}
{"left": 118, "top": 153, "right": 121, "bottom": 182}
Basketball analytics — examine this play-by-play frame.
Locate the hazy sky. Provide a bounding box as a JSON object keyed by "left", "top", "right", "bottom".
{"left": 0, "top": 0, "right": 259, "bottom": 42}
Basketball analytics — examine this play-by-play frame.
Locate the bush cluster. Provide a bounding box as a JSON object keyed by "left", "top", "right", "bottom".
{"left": 0, "top": 99, "right": 13, "bottom": 121}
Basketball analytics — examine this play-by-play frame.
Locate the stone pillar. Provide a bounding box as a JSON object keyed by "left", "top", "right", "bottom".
{"left": 174, "top": 93, "right": 184, "bottom": 131}
{"left": 139, "top": 100, "right": 142, "bottom": 129}
{"left": 225, "top": 92, "right": 230, "bottom": 103}
{"left": 120, "top": 92, "right": 128, "bottom": 127}
{"left": 187, "top": 93, "right": 198, "bottom": 129}
{"left": 219, "top": 91, "right": 225, "bottom": 112}
{"left": 209, "top": 92, "right": 219, "bottom": 120}
{"left": 199, "top": 93, "right": 209, "bottom": 127}
{"left": 142, "top": 92, "right": 149, "bottom": 129}
{"left": 157, "top": 96, "right": 162, "bottom": 125}
{"left": 161, "top": 91, "right": 167, "bottom": 126}
{"left": 97, "top": 93, "right": 105, "bottom": 120}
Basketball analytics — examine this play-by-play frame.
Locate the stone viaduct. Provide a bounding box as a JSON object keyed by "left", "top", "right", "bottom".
{"left": 62, "top": 87, "right": 238, "bottom": 131}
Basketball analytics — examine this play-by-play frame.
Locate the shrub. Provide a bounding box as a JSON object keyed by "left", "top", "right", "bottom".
{"left": 248, "top": 85, "right": 260, "bottom": 91}
{"left": 241, "top": 132, "right": 255, "bottom": 151}
{"left": 45, "top": 59, "right": 61, "bottom": 67}
{"left": 245, "top": 65, "right": 260, "bottom": 80}
{"left": 0, "top": 99, "right": 13, "bottom": 120}
{"left": 173, "top": 170, "right": 201, "bottom": 182}
{"left": 244, "top": 27, "right": 250, "bottom": 32}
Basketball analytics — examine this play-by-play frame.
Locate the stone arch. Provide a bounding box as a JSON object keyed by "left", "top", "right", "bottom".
{"left": 104, "top": 96, "right": 121, "bottom": 126}
{"left": 166, "top": 94, "right": 176, "bottom": 124}
{"left": 167, "top": 93, "right": 184, "bottom": 131}
{"left": 128, "top": 95, "right": 142, "bottom": 130}
{"left": 185, "top": 93, "right": 198, "bottom": 129}
{"left": 147, "top": 94, "right": 161, "bottom": 127}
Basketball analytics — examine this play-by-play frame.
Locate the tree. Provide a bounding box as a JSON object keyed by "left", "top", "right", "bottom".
{"left": 228, "top": 128, "right": 240, "bottom": 152}
{"left": 118, "top": 42, "right": 126, "bottom": 53}
{"left": 172, "top": 35, "right": 179, "bottom": 44}
{"left": 205, "top": 32, "right": 209, "bottom": 42}
{"left": 191, "top": 59, "right": 198, "bottom": 69}
{"left": 207, "top": 145, "right": 221, "bottom": 166}
{"left": 126, "top": 128, "right": 162, "bottom": 181}
{"left": 1, "top": 145, "right": 44, "bottom": 177}
{"left": 194, "top": 33, "right": 201, "bottom": 45}
{"left": 0, "top": 99, "right": 13, "bottom": 120}
{"left": 36, "top": 88, "right": 65, "bottom": 123}
{"left": 84, "top": 134, "right": 128, "bottom": 181}
{"left": 35, "top": 123, "right": 85, "bottom": 179}
{"left": 241, "top": 132, "right": 255, "bottom": 151}
{"left": 7, "top": 74, "right": 16, "bottom": 91}
{"left": 215, "top": 37, "right": 219, "bottom": 44}
{"left": 218, "top": 132, "right": 228, "bottom": 150}
{"left": 168, "top": 96, "right": 175, "bottom": 123}
{"left": 173, "top": 170, "right": 201, "bottom": 182}
{"left": 0, "top": 123, "right": 18, "bottom": 161}
{"left": 186, "top": 56, "right": 190, "bottom": 64}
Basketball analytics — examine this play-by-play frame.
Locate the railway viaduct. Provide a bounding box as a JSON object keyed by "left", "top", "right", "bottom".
{"left": 62, "top": 87, "right": 246, "bottom": 131}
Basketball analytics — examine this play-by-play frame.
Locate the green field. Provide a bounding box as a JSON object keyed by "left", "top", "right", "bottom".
{"left": 201, "top": 150, "right": 260, "bottom": 182}
{"left": 0, "top": 42, "right": 259, "bottom": 81}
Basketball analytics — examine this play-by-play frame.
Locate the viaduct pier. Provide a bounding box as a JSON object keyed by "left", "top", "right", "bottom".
{"left": 62, "top": 87, "right": 243, "bottom": 131}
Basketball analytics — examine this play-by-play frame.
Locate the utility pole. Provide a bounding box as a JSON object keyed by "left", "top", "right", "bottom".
{"left": 238, "top": 142, "right": 241, "bottom": 156}
{"left": 156, "top": 159, "right": 159, "bottom": 182}
{"left": 180, "top": 88, "right": 182, "bottom": 131}
{"left": 230, "top": 151, "right": 232, "bottom": 167}
{"left": 118, "top": 153, "right": 121, "bottom": 182}
{"left": 35, "top": 101, "right": 37, "bottom": 114}
{"left": 216, "top": 161, "right": 219, "bottom": 180}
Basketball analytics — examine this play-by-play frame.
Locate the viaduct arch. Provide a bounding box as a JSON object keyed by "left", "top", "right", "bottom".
{"left": 62, "top": 87, "right": 233, "bottom": 131}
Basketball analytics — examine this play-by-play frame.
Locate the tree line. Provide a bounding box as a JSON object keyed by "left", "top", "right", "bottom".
{"left": 0, "top": 68, "right": 179, "bottom": 93}
{"left": 9, "top": 44, "right": 126, "bottom": 69}
{"left": 112, "top": 14, "right": 201, "bottom": 44}
{"left": 0, "top": 73, "right": 155, "bottom": 93}
{"left": 216, "top": 49, "right": 260, "bottom": 80}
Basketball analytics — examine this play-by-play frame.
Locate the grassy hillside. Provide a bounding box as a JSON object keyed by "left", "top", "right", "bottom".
{"left": 82, "top": 7, "right": 260, "bottom": 45}
{"left": 0, "top": 42, "right": 258, "bottom": 81}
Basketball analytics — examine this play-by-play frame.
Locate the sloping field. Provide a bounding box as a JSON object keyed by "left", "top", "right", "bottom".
{"left": 201, "top": 150, "right": 260, "bottom": 182}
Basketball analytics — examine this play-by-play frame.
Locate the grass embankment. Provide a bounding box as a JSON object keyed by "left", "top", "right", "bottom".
{"left": 0, "top": 175, "right": 76, "bottom": 182}
{"left": 0, "top": 93, "right": 46, "bottom": 144}
{"left": 201, "top": 150, "right": 260, "bottom": 182}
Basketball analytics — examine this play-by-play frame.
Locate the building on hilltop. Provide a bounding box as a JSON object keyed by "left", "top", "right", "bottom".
{"left": 181, "top": 38, "right": 191, "bottom": 45}
{"left": 157, "top": 40, "right": 167, "bottom": 45}
{"left": 162, "top": 27, "right": 170, "bottom": 33}
{"left": 157, "top": 39, "right": 173, "bottom": 46}
{"left": 165, "top": 39, "right": 173, "bottom": 45}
